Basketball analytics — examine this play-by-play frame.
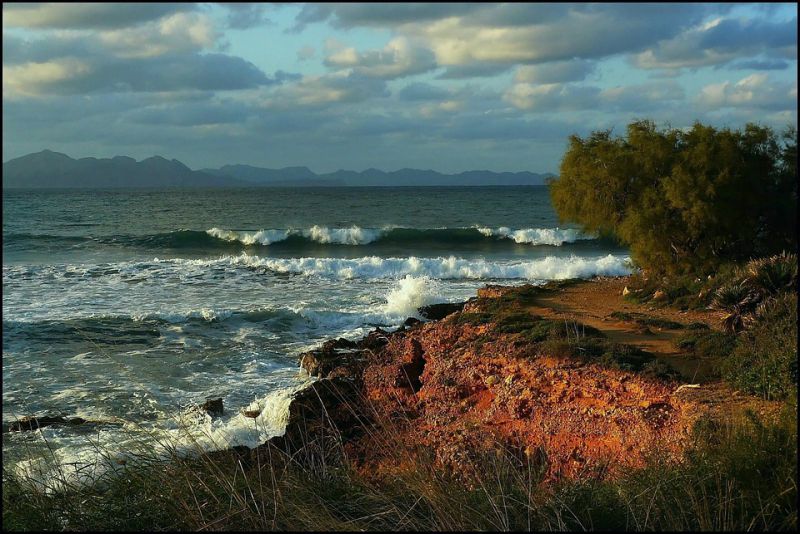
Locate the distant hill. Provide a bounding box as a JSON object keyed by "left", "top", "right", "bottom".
{"left": 204, "top": 165, "right": 551, "bottom": 186}
{"left": 3, "top": 150, "right": 552, "bottom": 188}
{"left": 2, "top": 150, "right": 240, "bottom": 189}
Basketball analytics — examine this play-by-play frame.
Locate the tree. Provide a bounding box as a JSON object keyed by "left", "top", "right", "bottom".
{"left": 549, "top": 120, "right": 797, "bottom": 276}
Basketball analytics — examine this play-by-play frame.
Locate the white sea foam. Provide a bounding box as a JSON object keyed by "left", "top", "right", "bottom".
{"left": 207, "top": 227, "right": 292, "bottom": 245}
{"left": 221, "top": 253, "right": 632, "bottom": 280}
{"left": 383, "top": 275, "right": 444, "bottom": 318}
{"left": 302, "top": 225, "right": 383, "bottom": 245}
{"left": 12, "top": 381, "right": 312, "bottom": 494}
{"left": 207, "top": 226, "right": 385, "bottom": 246}
{"left": 476, "top": 226, "right": 591, "bottom": 245}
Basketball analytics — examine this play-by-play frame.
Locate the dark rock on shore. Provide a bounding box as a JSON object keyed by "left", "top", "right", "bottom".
{"left": 418, "top": 301, "right": 466, "bottom": 320}
{"left": 403, "top": 317, "right": 422, "bottom": 328}
{"left": 300, "top": 330, "right": 393, "bottom": 379}
{"left": 200, "top": 398, "right": 224, "bottom": 417}
{"left": 266, "top": 377, "right": 365, "bottom": 463}
{"left": 6, "top": 415, "right": 87, "bottom": 433}
{"left": 300, "top": 337, "right": 362, "bottom": 378}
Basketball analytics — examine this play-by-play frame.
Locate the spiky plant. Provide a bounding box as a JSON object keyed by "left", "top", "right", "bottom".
{"left": 744, "top": 252, "right": 798, "bottom": 298}
{"left": 712, "top": 282, "right": 759, "bottom": 333}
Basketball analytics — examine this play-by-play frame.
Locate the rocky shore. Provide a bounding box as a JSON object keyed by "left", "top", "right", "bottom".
{"left": 259, "top": 278, "right": 739, "bottom": 484}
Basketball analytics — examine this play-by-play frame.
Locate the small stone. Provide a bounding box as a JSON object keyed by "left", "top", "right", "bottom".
{"left": 485, "top": 374, "right": 500, "bottom": 387}
{"left": 622, "top": 286, "right": 630, "bottom": 296}
{"left": 652, "top": 290, "right": 666, "bottom": 300}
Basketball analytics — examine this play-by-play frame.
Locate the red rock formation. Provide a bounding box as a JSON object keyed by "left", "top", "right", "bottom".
{"left": 289, "top": 283, "right": 706, "bottom": 484}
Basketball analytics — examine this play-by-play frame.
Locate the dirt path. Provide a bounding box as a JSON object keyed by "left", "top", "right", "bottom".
{"left": 526, "top": 276, "right": 724, "bottom": 382}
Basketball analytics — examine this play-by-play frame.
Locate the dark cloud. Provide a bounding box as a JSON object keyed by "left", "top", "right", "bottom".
{"left": 223, "top": 3, "right": 271, "bottom": 29}
{"left": 292, "top": 3, "right": 483, "bottom": 31}
{"left": 437, "top": 63, "right": 511, "bottom": 80}
{"left": 514, "top": 61, "right": 596, "bottom": 84}
{"left": 127, "top": 100, "right": 253, "bottom": 126}
{"left": 729, "top": 59, "right": 790, "bottom": 71}
{"left": 397, "top": 83, "right": 451, "bottom": 101}
{"left": 633, "top": 16, "right": 798, "bottom": 70}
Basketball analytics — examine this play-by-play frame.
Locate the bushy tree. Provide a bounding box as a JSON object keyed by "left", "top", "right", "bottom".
{"left": 550, "top": 121, "right": 797, "bottom": 276}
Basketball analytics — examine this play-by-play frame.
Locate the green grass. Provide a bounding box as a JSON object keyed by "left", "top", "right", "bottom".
{"left": 723, "top": 292, "right": 798, "bottom": 401}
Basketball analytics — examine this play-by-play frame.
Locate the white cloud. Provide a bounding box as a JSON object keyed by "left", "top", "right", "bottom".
{"left": 697, "top": 74, "right": 798, "bottom": 111}
{"left": 97, "top": 12, "right": 217, "bottom": 59}
{"left": 265, "top": 72, "right": 389, "bottom": 107}
{"left": 324, "top": 37, "right": 436, "bottom": 79}
{"left": 3, "top": 58, "right": 92, "bottom": 98}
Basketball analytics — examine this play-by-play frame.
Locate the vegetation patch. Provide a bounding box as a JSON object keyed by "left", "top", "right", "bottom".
{"left": 723, "top": 292, "right": 798, "bottom": 401}
{"left": 4, "top": 404, "right": 794, "bottom": 531}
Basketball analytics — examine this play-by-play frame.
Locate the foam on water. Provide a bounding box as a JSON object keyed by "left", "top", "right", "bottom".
{"left": 383, "top": 275, "right": 444, "bottom": 318}
{"left": 207, "top": 226, "right": 385, "bottom": 246}
{"left": 476, "top": 226, "right": 591, "bottom": 245}
{"left": 11, "top": 380, "right": 312, "bottom": 494}
{"left": 228, "top": 253, "right": 632, "bottom": 280}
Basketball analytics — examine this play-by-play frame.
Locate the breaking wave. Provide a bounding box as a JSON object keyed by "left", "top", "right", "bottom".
{"left": 4, "top": 226, "right": 596, "bottom": 252}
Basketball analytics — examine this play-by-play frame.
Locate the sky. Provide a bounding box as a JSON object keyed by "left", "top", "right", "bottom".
{"left": 2, "top": 2, "right": 797, "bottom": 174}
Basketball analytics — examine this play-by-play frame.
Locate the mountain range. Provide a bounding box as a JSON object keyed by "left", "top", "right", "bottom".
{"left": 2, "top": 150, "right": 552, "bottom": 188}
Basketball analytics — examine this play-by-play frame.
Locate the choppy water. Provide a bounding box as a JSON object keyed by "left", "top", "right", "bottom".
{"left": 2, "top": 186, "right": 630, "bottom": 489}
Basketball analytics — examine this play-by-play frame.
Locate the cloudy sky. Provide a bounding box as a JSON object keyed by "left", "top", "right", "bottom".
{"left": 3, "top": 3, "right": 797, "bottom": 173}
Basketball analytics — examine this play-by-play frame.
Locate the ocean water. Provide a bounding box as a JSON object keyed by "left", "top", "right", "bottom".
{"left": 2, "top": 186, "right": 630, "bottom": 489}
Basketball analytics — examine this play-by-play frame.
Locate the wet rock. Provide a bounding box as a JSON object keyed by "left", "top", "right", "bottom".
{"left": 7, "top": 415, "right": 87, "bottom": 433}
{"left": 403, "top": 317, "right": 422, "bottom": 328}
{"left": 300, "top": 337, "right": 363, "bottom": 378}
{"left": 358, "top": 328, "right": 391, "bottom": 352}
{"left": 200, "top": 397, "right": 224, "bottom": 417}
{"left": 266, "top": 377, "right": 364, "bottom": 459}
{"left": 418, "top": 302, "right": 466, "bottom": 320}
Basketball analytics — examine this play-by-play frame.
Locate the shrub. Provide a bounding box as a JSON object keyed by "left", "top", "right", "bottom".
{"left": 550, "top": 121, "right": 797, "bottom": 277}
{"left": 723, "top": 292, "right": 798, "bottom": 400}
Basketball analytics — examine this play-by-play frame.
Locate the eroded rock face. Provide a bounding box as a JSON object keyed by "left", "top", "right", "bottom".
{"left": 278, "top": 283, "right": 703, "bottom": 484}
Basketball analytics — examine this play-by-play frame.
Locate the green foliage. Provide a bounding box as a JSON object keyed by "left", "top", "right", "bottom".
{"left": 550, "top": 121, "right": 797, "bottom": 276}
{"left": 675, "top": 330, "right": 737, "bottom": 360}
{"left": 723, "top": 292, "right": 798, "bottom": 401}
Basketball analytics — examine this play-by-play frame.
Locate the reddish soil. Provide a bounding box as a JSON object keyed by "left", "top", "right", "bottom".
{"left": 292, "top": 277, "right": 777, "bottom": 484}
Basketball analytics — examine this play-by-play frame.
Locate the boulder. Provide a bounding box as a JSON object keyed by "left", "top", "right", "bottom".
{"left": 200, "top": 397, "right": 224, "bottom": 417}
{"left": 418, "top": 301, "right": 466, "bottom": 321}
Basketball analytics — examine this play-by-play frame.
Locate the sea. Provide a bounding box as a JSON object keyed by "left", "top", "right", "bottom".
{"left": 2, "top": 186, "right": 631, "bottom": 490}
